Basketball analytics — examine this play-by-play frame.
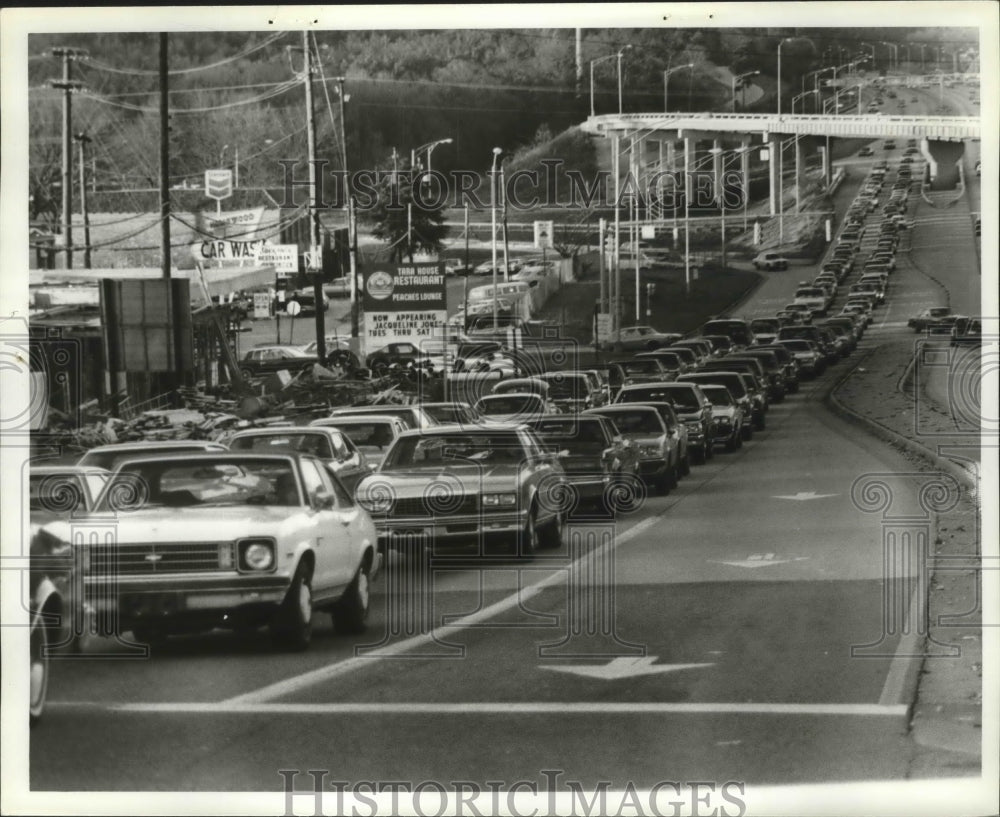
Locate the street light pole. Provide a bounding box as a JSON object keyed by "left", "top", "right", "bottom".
{"left": 732, "top": 70, "right": 759, "bottom": 113}
{"left": 664, "top": 63, "right": 694, "bottom": 113}
{"left": 777, "top": 38, "right": 795, "bottom": 116}
{"left": 616, "top": 45, "right": 632, "bottom": 115}
{"left": 590, "top": 52, "right": 617, "bottom": 118}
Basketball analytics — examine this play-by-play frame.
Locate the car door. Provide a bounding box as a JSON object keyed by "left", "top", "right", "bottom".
{"left": 520, "top": 430, "right": 563, "bottom": 525}
{"left": 299, "top": 458, "right": 355, "bottom": 595}
{"left": 329, "top": 431, "right": 367, "bottom": 492}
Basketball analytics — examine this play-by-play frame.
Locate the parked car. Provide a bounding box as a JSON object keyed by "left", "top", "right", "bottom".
{"left": 583, "top": 405, "right": 681, "bottom": 494}
{"left": 537, "top": 371, "right": 607, "bottom": 412}
{"left": 356, "top": 424, "right": 566, "bottom": 557}
{"left": 677, "top": 372, "right": 754, "bottom": 442}
{"left": 607, "top": 325, "right": 684, "bottom": 352}
{"left": 752, "top": 251, "right": 789, "bottom": 271}
{"left": 775, "top": 339, "right": 825, "bottom": 378}
{"left": 309, "top": 415, "right": 409, "bottom": 469}
{"left": 700, "top": 319, "right": 756, "bottom": 349}
{"left": 48, "top": 453, "right": 381, "bottom": 649}
{"left": 908, "top": 307, "right": 957, "bottom": 333}
{"left": 328, "top": 404, "right": 437, "bottom": 431}
{"left": 527, "top": 414, "right": 640, "bottom": 515}
{"left": 858, "top": 145, "right": 874, "bottom": 157}
{"left": 475, "top": 392, "right": 556, "bottom": 423}
{"left": 239, "top": 345, "right": 318, "bottom": 379}
{"left": 695, "top": 384, "right": 746, "bottom": 452}
{"left": 225, "top": 427, "right": 370, "bottom": 493}
{"left": 614, "top": 382, "right": 714, "bottom": 464}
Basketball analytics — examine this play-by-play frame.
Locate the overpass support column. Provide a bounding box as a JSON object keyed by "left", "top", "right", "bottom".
{"left": 768, "top": 134, "right": 779, "bottom": 216}
{"left": 712, "top": 138, "right": 723, "bottom": 207}
{"left": 822, "top": 135, "right": 831, "bottom": 188}
{"left": 741, "top": 138, "right": 750, "bottom": 230}
{"left": 794, "top": 135, "right": 804, "bottom": 213}
{"left": 683, "top": 136, "right": 692, "bottom": 295}
{"left": 924, "top": 139, "right": 964, "bottom": 190}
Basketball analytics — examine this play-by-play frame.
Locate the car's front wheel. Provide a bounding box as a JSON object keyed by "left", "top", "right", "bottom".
{"left": 334, "top": 560, "right": 371, "bottom": 635}
{"left": 29, "top": 616, "right": 49, "bottom": 726}
{"left": 514, "top": 504, "right": 540, "bottom": 559}
{"left": 271, "top": 562, "right": 313, "bottom": 651}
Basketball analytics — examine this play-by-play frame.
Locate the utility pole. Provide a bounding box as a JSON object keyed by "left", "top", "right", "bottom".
{"left": 303, "top": 31, "right": 326, "bottom": 365}
{"left": 74, "top": 133, "right": 92, "bottom": 268}
{"left": 336, "top": 75, "right": 360, "bottom": 342}
{"left": 159, "top": 34, "right": 171, "bottom": 280}
{"left": 49, "top": 47, "right": 87, "bottom": 269}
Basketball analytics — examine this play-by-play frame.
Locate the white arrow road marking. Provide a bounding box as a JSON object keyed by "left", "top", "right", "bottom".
{"left": 712, "top": 553, "right": 809, "bottom": 569}
{"left": 773, "top": 491, "right": 838, "bottom": 500}
{"left": 539, "top": 656, "right": 714, "bottom": 680}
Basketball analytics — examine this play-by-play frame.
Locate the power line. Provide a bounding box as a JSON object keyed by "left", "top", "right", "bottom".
{"left": 82, "top": 32, "right": 288, "bottom": 76}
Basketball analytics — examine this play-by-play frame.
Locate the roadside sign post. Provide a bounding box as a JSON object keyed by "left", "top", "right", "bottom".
{"left": 204, "top": 169, "right": 234, "bottom": 217}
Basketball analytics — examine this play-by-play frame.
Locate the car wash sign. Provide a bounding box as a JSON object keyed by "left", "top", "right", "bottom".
{"left": 363, "top": 262, "right": 447, "bottom": 345}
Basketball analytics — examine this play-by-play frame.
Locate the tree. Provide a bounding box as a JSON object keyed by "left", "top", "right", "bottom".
{"left": 363, "top": 156, "right": 448, "bottom": 263}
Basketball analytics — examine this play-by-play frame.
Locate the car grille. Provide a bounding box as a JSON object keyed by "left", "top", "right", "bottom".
{"left": 87, "top": 543, "right": 228, "bottom": 575}
{"left": 393, "top": 495, "right": 479, "bottom": 517}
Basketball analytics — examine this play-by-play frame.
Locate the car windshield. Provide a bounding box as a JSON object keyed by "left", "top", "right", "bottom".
{"left": 540, "top": 375, "right": 587, "bottom": 399}
{"left": 329, "top": 423, "right": 396, "bottom": 454}
{"left": 780, "top": 340, "right": 812, "bottom": 352}
{"left": 477, "top": 395, "right": 542, "bottom": 415}
{"left": 96, "top": 458, "right": 300, "bottom": 510}
{"left": 334, "top": 408, "right": 418, "bottom": 428}
{"left": 29, "top": 473, "right": 94, "bottom": 513}
{"left": 531, "top": 418, "right": 610, "bottom": 452}
{"left": 421, "top": 405, "right": 471, "bottom": 423}
{"left": 619, "top": 360, "right": 662, "bottom": 375}
{"left": 229, "top": 432, "right": 333, "bottom": 459}
{"left": 751, "top": 320, "right": 780, "bottom": 332}
{"left": 383, "top": 431, "right": 525, "bottom": 469}
{"left": 594, "top": 410, "right": 662, "bottom": 435}
{"left": 700, "top": 387, "right": 734, "bottom": 407}
{"left": 621, "top": 386, "right": 699, "bottom": 410}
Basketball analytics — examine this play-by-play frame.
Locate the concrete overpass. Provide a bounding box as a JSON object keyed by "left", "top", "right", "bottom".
{"left": 581, "top": 113, "right": 980, "bottom": 142}
{"left": 581, "top": 112, "right": 980, "bottom": 215}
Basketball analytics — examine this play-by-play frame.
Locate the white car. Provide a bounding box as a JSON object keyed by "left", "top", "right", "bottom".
{"left": 752, "top": 251, "right": 789, "bottom": 271}
{"left": 42, "top": 453, "right": 381, "bottom": 649}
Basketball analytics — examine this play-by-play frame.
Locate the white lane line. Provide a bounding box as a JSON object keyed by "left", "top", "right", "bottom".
{"left": 878, "top": 582, "right": 924, "bottom": 707}
{"left": 224, "top": 515, "right": 662, "bottom": 705}
{"left": 54, "top": 701, "right": 908, "bottom": 717}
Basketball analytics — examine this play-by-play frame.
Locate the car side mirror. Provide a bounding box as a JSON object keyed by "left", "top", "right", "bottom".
{"left": 312, "top": 489, "right": 336, "bottom": 510}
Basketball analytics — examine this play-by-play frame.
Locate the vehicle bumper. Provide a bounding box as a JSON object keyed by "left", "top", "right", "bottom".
{"left": 84, "top": 573, "right": 291, "bottom": 624}
{"left": 374, "top": 511, "right": 528, "bottom": 551}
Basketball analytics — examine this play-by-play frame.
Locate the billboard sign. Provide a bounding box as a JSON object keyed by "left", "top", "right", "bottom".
{"left": 362, "top": 262, "right": 448, "bottom": 349}
{"left": 204, "top": 169, "right": 234, "bottom": 201}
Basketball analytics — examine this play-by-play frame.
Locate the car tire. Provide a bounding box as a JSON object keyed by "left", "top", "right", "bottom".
{"left": 539, "top": 510, "right": 564, "bottom": 550}
{"left": 271, "top": 562, "right": 313, "bottom": 651}
{"left": 29, "top": 616, "right": 50, "bottom": 726}
{"left": 655, "top": 468, "right": 672, "bottom": 496}
{"left": 514, "top": 504, "right": 540, "bottom": 559}
{"left": 742, "top": 424, "right": 754, "bottom": 441}
{"left": 692, "top": 447, "right": 706, "bottom": 466}
{"left": 680, "top": 453, "right": 691, "bottom": 476}
{"left": 334, "top": 560, "right": 371, "bottom": 635}
{"left": 755, "top": 414, "right": 766, "bottom": 432}
{"left": 239, "top": 367, "right": 255, "bottom": 380}
{"left": 753, "top": 263, "right": 761, "bottom": 271}
{"left": 725, "top": 433, "right": 739, "bottom": 452}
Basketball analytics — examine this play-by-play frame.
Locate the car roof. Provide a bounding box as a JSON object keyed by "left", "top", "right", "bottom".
{"left": 394, "top": 422, "right": 527, "bottom": 438}
{"left": 30, "top": 464, "right": 111, "bottom": 476}
{"left": 84, "top": 440, "right": 225, "bottom": 452}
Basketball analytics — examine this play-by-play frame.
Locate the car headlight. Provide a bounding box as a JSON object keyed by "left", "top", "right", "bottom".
{"left": 238, "top": 539, "right": 276, "bottom": 572}
{"left": 715, "top": 416, "right": 732, "bottom": 427}
{"left": 638, "top": 444, "right": 662, "bottom": 457}
{"left": 483, "top": 493, "right": 517, "bottom": 507}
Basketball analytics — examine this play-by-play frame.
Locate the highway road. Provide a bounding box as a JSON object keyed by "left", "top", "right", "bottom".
{"left": 29, "top": 116, "right": 984, "bottom": 804}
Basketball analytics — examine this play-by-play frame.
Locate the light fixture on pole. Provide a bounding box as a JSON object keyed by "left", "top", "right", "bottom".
{"left": 616, "top": 44, "right": 633, "bottom": 115}
{"left": 590, "top": 52, "right": 618, "bottom": 118}
{"left": 407, "top": 137, "right": 453, "bottom": 259}
{"left": 663, "top": 63, "right": 694, "bottom": 112}
{"left": 776, "top": 37, "right": 796, "bottom": 116}
{"left": 732, "top": 70, "right": 759, "bottom": 113}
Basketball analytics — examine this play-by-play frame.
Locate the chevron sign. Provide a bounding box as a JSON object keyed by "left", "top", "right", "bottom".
{"left": 204, "top": 169, "right": 233, "bottom": 201}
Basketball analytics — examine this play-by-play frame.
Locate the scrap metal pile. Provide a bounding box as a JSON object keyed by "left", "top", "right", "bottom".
{"left": 38, "top": 365, "right": 445, "bottom": 456}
